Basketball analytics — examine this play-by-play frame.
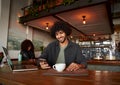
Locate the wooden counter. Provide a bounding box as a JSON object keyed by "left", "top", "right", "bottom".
{"left": 87, "top": 60, "right": 120, "bottom": 72}
{"left": 0, "top": 65, "right": 120, "bottom": 85}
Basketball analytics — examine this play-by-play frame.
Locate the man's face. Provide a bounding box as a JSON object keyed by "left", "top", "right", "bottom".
{"left": 55, "top": 30, "right": 67, "bottom": 43}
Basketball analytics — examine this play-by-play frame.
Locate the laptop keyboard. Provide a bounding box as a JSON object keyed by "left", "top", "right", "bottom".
{"left": 14, "top": 65, "right": 26, "bottom": 69}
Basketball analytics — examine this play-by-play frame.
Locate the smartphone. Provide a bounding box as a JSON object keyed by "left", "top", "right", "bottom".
{"left": 39, "top": 58, "right": 47, "bottom": 64}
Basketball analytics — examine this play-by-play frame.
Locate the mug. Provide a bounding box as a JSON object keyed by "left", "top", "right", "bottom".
{"left": 52, "top": 63, "right": 66, "bottom": 72}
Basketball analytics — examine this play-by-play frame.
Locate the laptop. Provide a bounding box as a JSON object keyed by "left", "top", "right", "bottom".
{"left": 0, "top": 52, "right": 4, "bottom": 64}
{"left": 2, "top": 47, "right": 38, "bottom": 72}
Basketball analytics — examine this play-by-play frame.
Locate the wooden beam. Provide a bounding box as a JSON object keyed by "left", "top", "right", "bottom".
{"left": 19, "top": 0, "right": 108, "bottom": 23}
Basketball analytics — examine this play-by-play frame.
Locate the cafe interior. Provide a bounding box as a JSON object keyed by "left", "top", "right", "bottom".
{"left": 0, "top": 0, "right": 120, "bottom": 85}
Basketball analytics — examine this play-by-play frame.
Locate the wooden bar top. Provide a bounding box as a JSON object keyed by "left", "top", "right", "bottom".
{"left": 0, "top": 65, "right": 120, "bottom": 85}
{"left": 87, "top": 60, "right": 120, "bottom": 66}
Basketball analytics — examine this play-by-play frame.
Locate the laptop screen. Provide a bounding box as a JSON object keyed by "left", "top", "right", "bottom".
{"left": 2, "top": 47, "right": 13, "bottom": 69}
{"left": 0, "top": 52, "right": 4, "bottom": 63}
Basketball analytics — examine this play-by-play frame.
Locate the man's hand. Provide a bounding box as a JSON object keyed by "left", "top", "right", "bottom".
{"left": 66, "top": 62, "right": 83, "bottom": 71}
{"left": 40, "top": 61, "right": 51, "bottom": 69}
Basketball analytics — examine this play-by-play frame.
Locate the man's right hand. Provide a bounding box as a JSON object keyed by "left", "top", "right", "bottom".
{"left": 40, "top": 62, "right": 51, "bottom": 69}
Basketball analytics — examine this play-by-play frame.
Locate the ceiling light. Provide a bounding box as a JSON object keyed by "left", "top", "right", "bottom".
{"left": 93, "top": 34, "right": 96, "bottom": 36}
{"left": 82, "top": 16, "right": 86, "bottom": 24}
{"left": 70, "top": 36, "right": 73, "bottom": 38}
{"left": 46, "top": 23, "right": 49, "bottom": 30}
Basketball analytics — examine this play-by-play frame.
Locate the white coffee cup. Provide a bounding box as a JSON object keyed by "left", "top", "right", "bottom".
{"left": 52, "top": 63, "right": 66, "bottom": 72}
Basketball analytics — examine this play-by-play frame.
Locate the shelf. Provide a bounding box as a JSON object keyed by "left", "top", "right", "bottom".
{"left": 80, "top": 46, "right": 110, "bottom": 48}
{"left": 87, "top": 60, "right": 120, "bottom": 66}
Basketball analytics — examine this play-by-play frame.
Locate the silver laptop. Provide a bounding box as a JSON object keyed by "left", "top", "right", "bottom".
{"left": 2, "top": 47, "right": 38, "bottom": 72}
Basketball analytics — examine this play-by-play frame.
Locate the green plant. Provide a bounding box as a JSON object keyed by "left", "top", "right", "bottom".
{"left": 27, "top": 0, "right": 93, "bottom": 16}
{"left": 62, "top": 0, "right": 75, "bottom": 5}
{"left": 40, "top": 46, "right": 44, "bottom": 52}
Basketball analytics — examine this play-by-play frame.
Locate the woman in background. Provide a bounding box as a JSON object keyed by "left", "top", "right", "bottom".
{"left": 20, "top": 39, "right": 35, "bottom": 62}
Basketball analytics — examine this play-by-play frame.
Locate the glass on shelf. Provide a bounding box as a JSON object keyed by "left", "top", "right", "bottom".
{"left": 105, "top": 49, "right": 116, "bottom": 60}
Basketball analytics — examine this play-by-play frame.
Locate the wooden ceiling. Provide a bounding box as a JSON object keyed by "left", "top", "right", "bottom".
{"left": 20, "top": 0, "right": 114, "bottom": 38}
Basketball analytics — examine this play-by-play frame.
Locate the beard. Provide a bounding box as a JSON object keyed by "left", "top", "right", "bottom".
{"left": 58, "top": 36, "right": 67, "bottom": 43}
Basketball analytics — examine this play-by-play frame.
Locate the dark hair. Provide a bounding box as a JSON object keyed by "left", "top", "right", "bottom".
{"left": 50, "top": 21, "right": 72, "bottom": 38}
{"left": 21, "top": 39, "right": 34, "bottom": 52}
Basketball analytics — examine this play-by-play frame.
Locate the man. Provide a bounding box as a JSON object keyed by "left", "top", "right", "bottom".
{"left": 38, "top": 21, "right": 87, "bottom": 71}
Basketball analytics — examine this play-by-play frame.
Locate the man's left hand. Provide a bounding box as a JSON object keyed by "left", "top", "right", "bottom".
{"left": 66, "top": 62, "right": 81, "bottom": 72}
